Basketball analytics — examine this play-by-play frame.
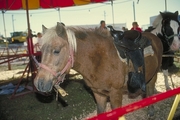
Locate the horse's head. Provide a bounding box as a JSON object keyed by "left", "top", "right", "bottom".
{"left": 152, "top": 11, "right": 180, "bottom": 51}
{"left": 34, "top": 22, "right": 76, "bottom": 92}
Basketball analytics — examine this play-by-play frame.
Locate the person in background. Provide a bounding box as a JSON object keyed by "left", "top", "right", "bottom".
{"left": 122, "top": 27, "right": 128, "bottom": 32}
{"left": 24, "top": 29, "right": 37, "bottom": 46}
{"left": 99, "top": 20, "right": 107, "bottom": 30}
{"left": 98, "top": 20, "right": 111, "bottom": 37}
{"left": 36, "top": 32, "right": 42, "bottom": 49}
{"left": 35, "top": 32, "right": 42, "bottom": 62}
{"left": 130, "top": 22, "right": 142, "bottom": 33}
{"left": 29, "top": 29, "right": 37, "bottom": 38}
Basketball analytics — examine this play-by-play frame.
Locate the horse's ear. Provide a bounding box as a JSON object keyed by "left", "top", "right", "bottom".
{"left": 174, "top": 11, "right": 178, "bottom": 16}
{"left": 160, "top": 11, "right": 164, "bottom": 17}
{"left": 56, "top": 22, "right": 66, "bottom": 39}
{"left": 42, "top": 25, "right": 47, "bottom": 34}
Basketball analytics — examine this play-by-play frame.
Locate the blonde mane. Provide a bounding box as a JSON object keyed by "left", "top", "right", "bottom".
{"left": 41, "top": 25, "right": 112, "bottom": 53}
{"left": 66, "top": 28, "right": 77, "bottom": 52}
{"left": 42, "top": 26, "right": 77, "bottom": 52}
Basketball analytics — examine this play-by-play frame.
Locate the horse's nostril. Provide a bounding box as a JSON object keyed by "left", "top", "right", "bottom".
{"left": 37, "top": 78, "right": 53, "bottom": 92}
{"left": 38, "top": 78, "right": 44, "bottom": 91}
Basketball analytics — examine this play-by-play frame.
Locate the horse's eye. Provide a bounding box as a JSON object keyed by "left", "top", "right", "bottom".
{"left": 53, "top": 50, "right": 60, "bottom": 54}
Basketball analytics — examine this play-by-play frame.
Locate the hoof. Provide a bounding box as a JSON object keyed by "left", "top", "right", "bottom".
{"left": 147, "top": 114, "right": 155, "bottom": 120}
{"left": 147, "top": 111, "right": 154, "bottom": 118}
{"left": 147, "top": 106, "right": 155, "bottom": 119}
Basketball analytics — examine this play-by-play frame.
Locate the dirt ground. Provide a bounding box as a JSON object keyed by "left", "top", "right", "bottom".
{"left": 0, "top": 63, "right": 180, "bottom": 120}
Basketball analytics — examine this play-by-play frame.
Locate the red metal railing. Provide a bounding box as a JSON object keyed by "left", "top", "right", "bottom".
{"left": 0, "top": 44, "right": 41, "bottom": 66}
{"left": 88, "top": 87, "right": 180, "bottom": 120}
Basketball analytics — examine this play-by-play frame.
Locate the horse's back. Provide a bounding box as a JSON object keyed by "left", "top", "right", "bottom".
{"left": 142, "top": 32, "right": 163, "bottom": 80}
{"left": 142, "top": 32, "right": 163, "bottom": 54}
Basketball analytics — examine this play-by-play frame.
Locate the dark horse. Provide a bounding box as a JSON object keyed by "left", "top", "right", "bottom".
{"left": 34, "top": 23, "right": 162, "bottom": 117}
{"left": 145, "top": 11, "right": 180, "bottom": 90}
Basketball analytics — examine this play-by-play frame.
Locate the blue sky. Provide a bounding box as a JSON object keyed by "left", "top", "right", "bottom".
{"left": 0, "top": 0, "right": 179, "bottom": 37}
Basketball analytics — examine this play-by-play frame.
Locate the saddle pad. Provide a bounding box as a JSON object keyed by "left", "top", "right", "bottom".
{"left": 144, "top": 45, "right": 154, "bottom": 57}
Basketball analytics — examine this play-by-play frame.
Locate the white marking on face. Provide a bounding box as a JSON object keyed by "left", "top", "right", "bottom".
{"left": 170, "top": 20, "right": 180, "bottom": 51}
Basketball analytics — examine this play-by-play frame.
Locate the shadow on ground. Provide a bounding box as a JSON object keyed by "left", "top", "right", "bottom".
{"left": 0, "top": 78, "right": 96, "bottom": 120}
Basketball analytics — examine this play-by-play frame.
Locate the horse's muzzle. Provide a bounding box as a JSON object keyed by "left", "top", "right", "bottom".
{"left": 34, "top": 78, "right": 53, "bottom": 92}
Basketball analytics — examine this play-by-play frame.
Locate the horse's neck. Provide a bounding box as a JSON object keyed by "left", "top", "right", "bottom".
{"left": 150, "top": 25, "right": 162, "bottom": 35}
{"left": 150, "top": 24, "right": 170, "bottom": 52}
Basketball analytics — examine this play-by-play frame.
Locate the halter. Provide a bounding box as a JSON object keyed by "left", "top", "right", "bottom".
{"left": 161, "top": 18, "right": 180, "bottom": 46}
{"left": 32, "top": 48, "right": 74, "bottom": 85}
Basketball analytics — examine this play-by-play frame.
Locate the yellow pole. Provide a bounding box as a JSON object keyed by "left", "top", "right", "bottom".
{"left": 167, "top": 94, "right": 180, "bottom": 120}
{"left": 119, "top": 116, "right": 126, "bottom": 120}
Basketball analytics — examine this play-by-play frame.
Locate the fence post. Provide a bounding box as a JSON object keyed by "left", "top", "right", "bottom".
{"left": 167, "top": 94, "right": 180, "bottom": 120}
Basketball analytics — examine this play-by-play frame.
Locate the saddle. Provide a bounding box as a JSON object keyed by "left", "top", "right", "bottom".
{"left": 110, "top": 30, "right": 151, "bottom": 93}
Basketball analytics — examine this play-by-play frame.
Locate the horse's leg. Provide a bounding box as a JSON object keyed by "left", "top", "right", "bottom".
{"left": 93, "top": 92, "right": 108, "bottom": 114}
{"left": 162, "top": 57, "right": 172, "bottom": 90}
{"left": 109, "top": 88, "right": 123, "bottom": 110}
{"left": 162, "top": 69, "right": 171, "bottom": 90}
{"left": 146, "top": 74, "right": 157, "bottom": 118}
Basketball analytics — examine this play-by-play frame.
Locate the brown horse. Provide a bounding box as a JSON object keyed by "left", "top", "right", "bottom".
{"left": 34, "top": 23, "right": 163, "bottom": 117}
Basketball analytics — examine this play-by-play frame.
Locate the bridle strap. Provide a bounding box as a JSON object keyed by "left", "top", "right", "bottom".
{"left": 163, "top": 27, "right": 179, "bottom": 40}
{"left": 32, "top": 55, "right": 57, "bottom": 76}
{"left": 39, "top": 63, "right": 57, "bottom": 77}
{"left": 161, "top": 18, "right": 179, "bottom": 42}
{"left": 55, "top": 54, "right": 73, "bottom": 84}
{"left": 166, "top": 34, "right": 179, "bottom": 40}
{"left": 32, "top": 48, "right": 74, "bottom": 85}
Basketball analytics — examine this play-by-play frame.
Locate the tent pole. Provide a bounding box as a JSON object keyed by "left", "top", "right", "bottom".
{"left": 57, "top": 8, "right": 61, "bottom": 22}
{"left": 110, "top": 0, "right": 114, "bottom": 27}
{"left": 25, "top": 0, "right": 31, "bottom": 39}
{"left": 2, "top": 10, "right": 11, "bottom": 70}
{"left": 2, "top": 10, "right": 7, "bottom": 37}
{"left": 25, "top": 0, "right": 34, "bottom": 55}
{"left": 133, "top": 1, "right": 136, "bottom": 21}
{"left": 25, "top": 0, "right": 36, "bottom": 86}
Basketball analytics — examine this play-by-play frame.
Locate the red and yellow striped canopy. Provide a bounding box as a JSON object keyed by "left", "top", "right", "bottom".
{"left": 0, "top": 0, "right": 108, "bottom": 10}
